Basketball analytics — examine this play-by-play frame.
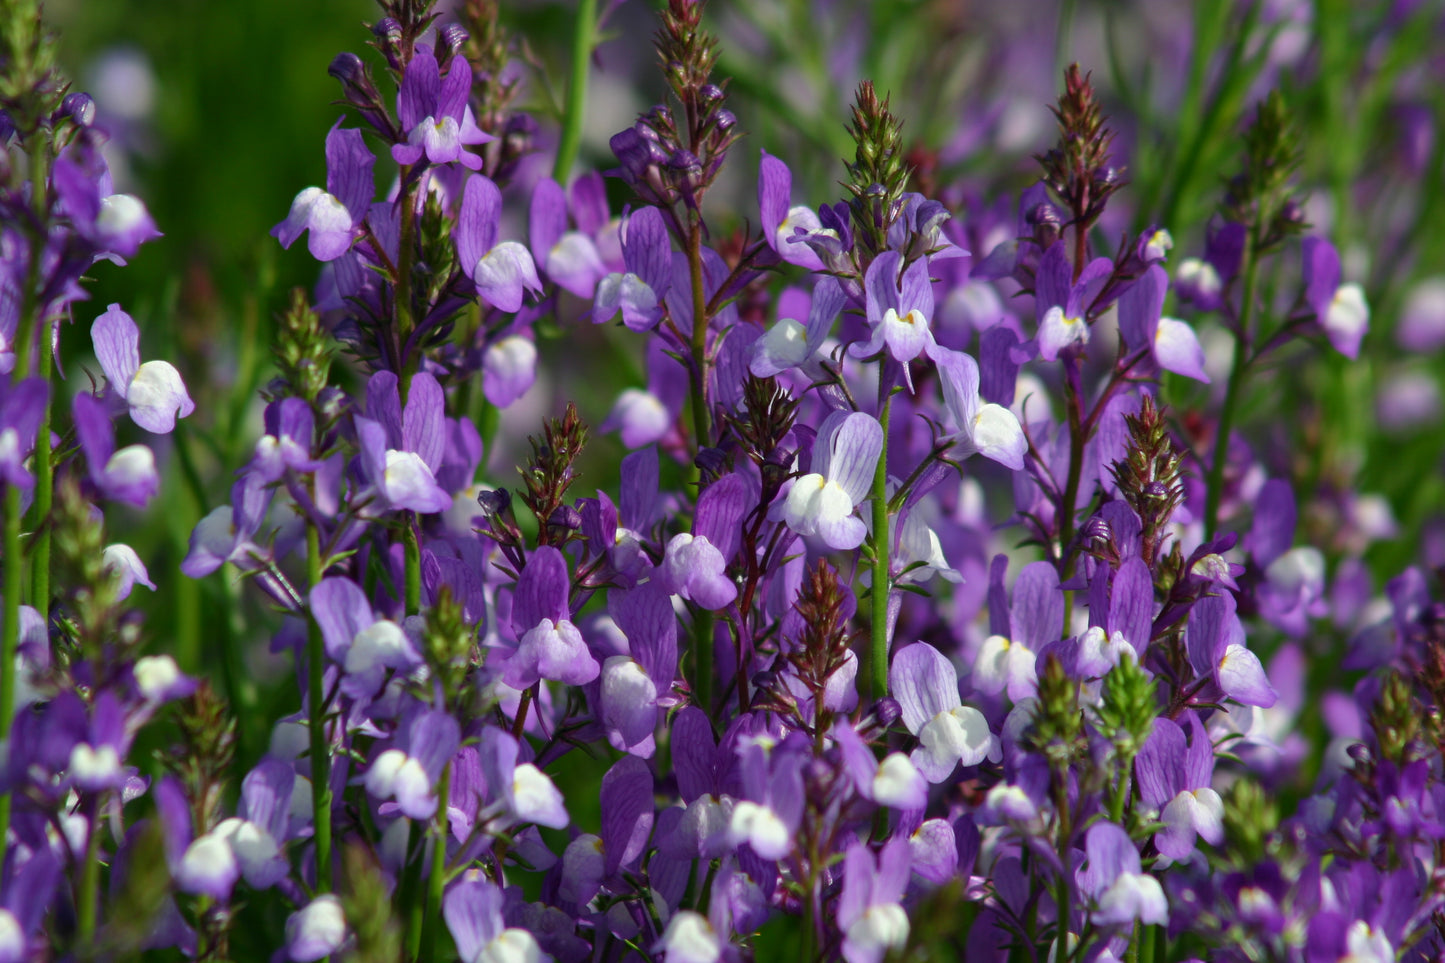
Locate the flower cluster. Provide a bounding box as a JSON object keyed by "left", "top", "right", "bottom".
{"left": 2, "top": 0, "right": 1443, "bottom": 961}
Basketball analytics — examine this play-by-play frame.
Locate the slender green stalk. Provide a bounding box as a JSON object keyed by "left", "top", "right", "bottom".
{"left": 401, "top": 820, "right": 425, "bottom": 961}
{"left": 685, "top": 222, "right": 715, "bottom": 714}
{"left": 396, "top": 169, "right": 418, "bottom": 399}
{"left": 869, "top": 395, "right": 893, "bottom": 700}
{"left": 404, "top": 518, "right": 423, "bottom": 616}
{"left": 552, "top": 0, "right": 596, "bottom": 183}
{"left": 306, "top": 521, "right": 333, "bottom": 893}
{"left": 1204, "top": 228, "right": 1261, "bottom": 538}
{"left": 0, "top": 132, "right": 51, "bottom": 872}
{"left": 76, "top": 794, "right": 102, "bottom": 948}
{"left": 420, "top": 763, "right": 453, "bottom": 963}
{"left": 29, "top": 370, "right": 52, "bottom": 622}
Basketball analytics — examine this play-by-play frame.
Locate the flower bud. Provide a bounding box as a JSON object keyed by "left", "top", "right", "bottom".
{"left": 438, "top": 22, "right": 470, "bottom": 55}
{"left": 477, "top": 487, "right": 512, "bottom": 517}
{"left": 61, "top": 92, "right": 95, "bottom": 128}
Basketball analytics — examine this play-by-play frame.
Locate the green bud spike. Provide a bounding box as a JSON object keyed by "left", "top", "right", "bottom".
{"left": 274, "top": 288, "right": 334, "bottom": 404}
{"left": 1221, "top": 777, "right": 1277, "bottom": 867}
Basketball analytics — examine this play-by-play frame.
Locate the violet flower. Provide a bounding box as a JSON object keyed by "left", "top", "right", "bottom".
{"left": 214, "top": 759, "right": 297, "bottom": 889}
{"left": 1302, "top": 236, "right": 1369, "bottom": 359}
{"left": 1034, "top": 240, "right": 1112, "bottom": 362}
{"left": 598, "top": 582, "right": 677, "bottom": 756}
{"left": 0, "top": 376, "right": 48, "bottom": 490}
{"left": 1076, "top": 821, "right": 1167, "bottom": 926}
{"left": 750, "top": 275, "right": 845, "bottom": 378}
{"left": 726, "top": 741, "right": 804, "bottom": 861}
{"left": 0, "top": 849, "right": 59, "bottom": 963}
{"left": 593, "top": 205, "right": 672, "bottom": 332}
{"left": 456, "top": 174, "right": 543, "bottom": 312}
{"left": 529, "top": 176, "right": 605, "bottom": 298}
{"left": 73, "top": 392, "right": 160, "bottom": 508}
{"left": 1135, "top": 715, "right": 1224, "bottom": 862}
{"left": 927, "top": 343, "right": 1026, "bottom": 470}
{"left": 661, "top": 472, "right": 751, "bottom": 611}
{"left": 272, "top": 122, "right": 375, "bottom": 261}
{"left": 91, "top": 303, "right": 195, "bottom": 433}
{"left": 391, "top": 47, "right": 491, "bottom": 170}
{"left": 285, "top": 895, "right": 347, "bottom": 962}
{"left": 251, "top": 397, "right": 323, "bottom": 483}
{"left": 477, "top": 726, "right": 569, "bottom": 830}
{"left": 837, "top": 838, "right": 912, "bottom": 963}
{"left": 890, "top": 642, "right": 997, "bottom": 782}
{"left": 51, "top": 145, "right": 161, "bottom": 261}
{"left": 310, "top": 575, "right": 423, "bottom": 698}
{"left": 1116, "top": 264, "right": 1210, "bottom": 382}
{"left": 757, "top": 150, "right": 824, "bottom": 270}
{"left": 182, "top": 471, "right": 273, "bottom": 577}
{"left": 356, "top": 370, "right": 452, "bottom": 515}
{"left": 849, "top": 250, "right": 937, "bottom": 381}
{"left": 364, "top": 708, "right": 460, "bottom": 821}
{"left": 502, "top": 545, "right": 599, "bottom": 688}
{"left": 1185, "top": 590, "right": 1278, "bottom": 708}
{"left": 442, "top": 871, "right": 546, "bottom": 963}
{"left": 776, "top": 410, "right": 882, "bottom": 551}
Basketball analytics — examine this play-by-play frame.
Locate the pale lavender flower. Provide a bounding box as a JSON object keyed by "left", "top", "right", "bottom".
{"left": 457, "top": 174, "right": 543, "bottom": 312}
{"left": 391, "top": 47, "right": 491, "bottom": 170}
{"left": 890, "top": 642, "right": 997, "bottom": 782}
{"left": 272, "top": 122, "right": 375, "bottom": 261}
{"left": 91, "top": 303, "right": 195, "bottom": 433}
{"left": 776, "top": 410, "right": 882, "bottom": 550}
{"left": 837, "top": 838, "right": 912, "bottom": 963}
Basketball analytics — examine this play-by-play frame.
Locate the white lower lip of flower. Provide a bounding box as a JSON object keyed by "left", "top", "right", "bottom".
{"left": 847, "top": 903, "right": 910, "bottom": 952}
{"left": 0, "top": 907, "right": 24, "bottom": 959}
{"left": 69, "top": 743, "right": 122, "bottom": 786}
{"left": 0, "top": 428, "right": 18, "bottom": 464}
{"left": 729, "top": 799, "right": 791, "bottom": 859}
{"left": 477, "top": 928, "right": 545, "bottom": 963}
{"left": 218, "top": 817, "right": 280, "bottom": 870}
{"left": 286, "top": 894, "right": 347, "bottom": 962}
{"left": 347, "top": 619, "right": 409, "bottom": 673}
{"left": 106, "top": 444, "right": 158, "bottom": 483}
{"left": 762, "top": 318, "right": 810, "bottom": 367}
{"left": 178, "top": 831, "right": 238, "bottom": 892}
{"left": 918, "top": 706, "right": 992, "bottom": 768}
{"left": 98, "top": 192, "right": 148, "bottom": 233}
{"left": 658, "top": 910, "right": 721, "bottom": 963}
{"left": 871, "top": 753, "right": 923, "bottom": 806}
{"left": 511, "top": 763, "right": 569, "bottom": 828}
{"left": 365, "top": 749, "right": 409, "bottom": 798}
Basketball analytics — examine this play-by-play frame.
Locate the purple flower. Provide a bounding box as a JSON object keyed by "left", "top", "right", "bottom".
{"left": 215, "top": 759, "right": 297, "bottom": 889}
{"left": 837, "top": 839, "right": 912, "bottom": 963}
{"left": 890, "top": 642, "right": 997, "bottom": 782}
{"left": 442, "top": 871, "right": 546, "bottom": 963}
{"left": 662, "top": 473, "right": 750, "bottom": 610}
{"left": 1135, "top": 715, "right": 1224, "bottom": 861}
{"left": 155, "top": 777, "right": 239, "bottom": 901}
{"left": 456, "top": 174, "right": 543, "bottom": 312}
{"left": 364, "top": 708, "right": 460, "bottom": 820}
{"left": 356, "top": 370, "right": 452, "bottom": 515}
{"left": 0, "top": 849, "right": 60, "bottom": 963}
{"left": 181, "top": 471, "right": 272, "bottom": 577}
{"left": 849, "top": 250, "right": 936, "bottom": 379}
{"left": 1302, "top": 236, "right": 1368, "bottom": 359}
{"left": 251, "top": 398, "right": 322, "bottom": 483}
{"left": 310, "top": 576, "right": 422, "bottom": 696}
{"left": 503, "top": 546, "right": 599, "bottom": 688}
{"left": 598, "top": 582, "right": 677, "bottom": 756}
{"left": 594, "top": 206, "right": 672, "bottom": 332}
{"left": 73, "top": 392, "right": 159, "bottom": 507}
{"left": 1185, "top": 590, "right": 1278, "bottom": 708}
{"left": 927, "top": 343, "right": 1026, "bottom": 470}
{"left": 0, "top": 376, "right": 48, "bottom": 489}
{"left": 52, "top": 146, "right": 161, "bottom": 261}
{"left": 477, "top": 726, "right": 569, "bottom": 830}
{"left": 726, "top": 741, "right": 804, "bottom": 860}
{"left": 776, "top": 410, "right": 882, "bottom": 550}
{"left": 1034, "top": 241, "right": 1112, "bottom": 362}
{"left": 91, "top": 303, "right": 195, "bottom": 433}
{"left": 1116, "top": 264, "right": 1210, "bottom": 382}
{"left": 272, "top": 122, "right": 375, "bottom": 261}
{"left": 530, "top": 177, "right": 605, "bottom": 298}
{"left": 285, "top": 895, "right": 347, "bottom": 962}
{"left": 757, "top": 150, "right": 824, "bottom": 270}
{"left": 750, "top": 276, "right": 845, "bottom": 378}
{"left": 391, "top": 47, "right": 491, "bottom": 170}
{"left": 1076, "top": 822, "right": 1167, "bottom": 926}
{"left": 835, "top": 720, "right": 927, "bottom": 810}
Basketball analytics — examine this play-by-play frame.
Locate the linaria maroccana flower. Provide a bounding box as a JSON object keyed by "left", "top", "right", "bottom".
{"left": 457, "top": 173, "right": 544, "bottom": 313}
{"left": 91, "top": 303, "right": 195, "bottom": 433}
{"left": 391, "top": 46, "right": 492, "bottom": 171}
{"left": 776, "top": 410, "right": 882, "bottom": 551}
{"left": 271, "top": 122, "right": 374, "bottom": 262}
{"left": 890, "top": 642, "right": 997, "bottom": 782}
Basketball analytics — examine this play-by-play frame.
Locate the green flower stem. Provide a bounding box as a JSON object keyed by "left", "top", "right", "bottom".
{"left": 420, "top": 763, "right": 453, "bottom": 963}
{"left": 396, "top": 167, "right": 418, "bottom": 400}
{"left": 869, "top": 394, "right": 893, "bottom": 700}
{"left": 29, "top": 369, "right": 52, "bottom": 627}
{"left": 0, "top": 136, "right": 51, "bottom": 872}
{"left": 552, "top": 0, "right": 596, "bottom": 183}
{"left": 76, "top": 794, "right": 102, "bottom": 948}
{"left": 1204, "top": 226, "right": 1261, "bottom": 539}
{"left": 306, "top": 519, "right": 333, "bottom": 893}
{"left": 685, "top": 221, "right": 715, "bottom": 715}
{"left": 404, "top": 517, "right": 423, "bottom": 617}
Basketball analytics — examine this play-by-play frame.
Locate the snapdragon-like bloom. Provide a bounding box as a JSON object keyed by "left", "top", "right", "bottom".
{"left": 927, "top": 343, "right": 1026, "bottom": 470}
{"left": 285, "top": 895, "right": 347, "bottom": 962}
{"left": 757, "top": 150, "right": 824, "bottom": 270}
{"left": 727, "top": 742, "right": 805, "bottom": 860}
{"left": 0, "top": 376, "right": 47, "bottom": 490}
{"left": 1034, "top": 241, "right": 1112, "bottom": 362}
{"left": 529, "top": 176, "right": 605, "bottom": 298}
{"left": 850, "top": 250, "right": 936, "bottom": 379}
{"left": 1117, "top": 264, "right": 1210, "bottom": 382}
{"left": 1303, "top": 236, "right": 1368, "bottom": 359}
{"left": 91, "top": 303, "right": 195, "bottom": 433}
{"left": 364, "top": 709, "right": 460, "bottom": 821}
{"left": 750, "top": 276, "right": 844, "bottom": 378}
{"left": 1136, "top": 715, "right": 1224, "bottom": 862}
{"left": 391, "top": 46, "right": 491, "bottom": 170}
{"left": 73, "top": 392, "right": 159, "bottom": 508}
{"left": 272, "top": 122, "right": 374, "bottom": 261}
{"left": 776, "top": 410, "right": 882, "bottom": 550}
{"left": 503, "top": 545, "right": 599, "bottom": 688}
{"left": 890, "top": 643, "right": 997, "bottom": 782}
{"left": 310, "top": 575, "right": 423, "bottom": 697}
{"left": 457, "top": 174, "right": 543, "bottom": 312}
{"left": 593, "top": 205, "right": 672, "bottom": 332}
{"left": 356, "top": 370, "right": 452, "bottom": 515}
{"left": 1076, "top": 822, "right": 1167, "bottom": 926}
{"left": 838, "top": 839, "right": 913, "bottom": 963}
{"left": 443, "top": 871, "right": 548, "bottom": 963}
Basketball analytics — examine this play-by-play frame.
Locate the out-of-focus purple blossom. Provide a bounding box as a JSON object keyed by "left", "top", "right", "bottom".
{"left": 73, "top": 392, "right": 159, "bottom": 507}
{"left": 1302, "top": 236, "right": 1368, "bottom": 359}
{"left": 837, "top": 839, "right": 912, "bottom": 963}
{"left": 529, "top": 177, "right": 605, "bottom": 298}
{"left": 1397, "top": 277, "right": 1445, "bottom": 352}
